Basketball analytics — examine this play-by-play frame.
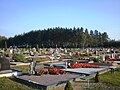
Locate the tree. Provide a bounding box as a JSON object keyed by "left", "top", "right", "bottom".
{"left": 1, "top": 27, "right": 111, "bottom": 48}
{"left": 4, "top": 41, "right": 7, "bottom": 51}
{"left": 89, "top": 30, "right": 94, "bottom": 47}
{"left": 64, "top": 81, "right": 73, "bottom": 90}
{"left": 84, "top": 28, "right": 89, "bottom": 47}
{"left": 94, "top": 30, "right": 99, "bottom": 47}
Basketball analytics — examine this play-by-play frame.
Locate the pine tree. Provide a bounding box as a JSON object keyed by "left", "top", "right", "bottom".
{"left": 4, "top": 41, "right": 7, "bottom": 51}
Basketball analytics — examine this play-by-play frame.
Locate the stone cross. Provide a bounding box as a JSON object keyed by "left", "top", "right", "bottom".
{"left": 29, "top": 58, "right": 36, "bottom": 75}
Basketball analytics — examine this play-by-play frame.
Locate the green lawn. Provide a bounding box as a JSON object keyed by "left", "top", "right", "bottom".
{"left": 90, "top": 70, "right": 120, "bottom": 90}
{"left": 0, "top": 77, "right": 34, "bottom": 90}
{"left": 99, "top": 70, "right": 120, "bottom": 86}
{"left": 12, "top": 65, "right": 30, "bottom": 74}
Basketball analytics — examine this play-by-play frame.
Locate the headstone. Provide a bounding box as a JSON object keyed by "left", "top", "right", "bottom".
{"left": 86, "top": 48, "right": 89, "bottom": 54}
{"left": 107, "top": 49, "right": 110, "bottom": 53}
{"left": 111, "top": 53, "right": 114, "bottom": 58}
{"left": 50, "top": 48, "right": 54, "bottom": 53}
{"left": 35, "top": 64, "right": 44, "bottom": 73}
{"left": 113, "top": 51, "right": 116, "bottom": 58}
{"left": 65, "top": 62, "right": 67, "bottom": 70}
{"left": 64, "top": 48, "right": 67, "bottom": 53}
{"left": 0, "top": 57, "right": 10, "bottom": 71}
{"left": 30, "top": 51, "right": 34, "bottom": 56}
{"left": 103, "top": 54, "right": 105, "bottom": 61}
{"left": 69, "top": 52, "right": 72, "bottom": 56}
{"left": 10, "top": 49, "right": 13, "bottom": 54}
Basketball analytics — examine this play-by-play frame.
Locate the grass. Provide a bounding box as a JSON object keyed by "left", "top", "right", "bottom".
{"left": 12, "top": 65, "right": 30, "bottom": 74}
{"left": 0, "top": 77, "right": 36, "bottom": 90}
{"left": 99, "top": 69, "right": 120, "bottom": 86}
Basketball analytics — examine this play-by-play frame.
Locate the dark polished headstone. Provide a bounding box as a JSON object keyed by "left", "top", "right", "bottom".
{"left": 0, "top": 57, "right": 10, "bottom": 71}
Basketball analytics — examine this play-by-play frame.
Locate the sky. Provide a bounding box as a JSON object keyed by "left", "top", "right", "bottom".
{"left": 0, "top": 0, "right": 120, "bottom": 40}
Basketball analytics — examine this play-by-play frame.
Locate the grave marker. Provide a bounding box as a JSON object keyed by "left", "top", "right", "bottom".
{"left": 0, "top": 57, "right": 10, "bottom": 71}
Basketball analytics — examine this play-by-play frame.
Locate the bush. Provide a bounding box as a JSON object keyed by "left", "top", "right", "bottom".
{"left": 95, "top": 72, "right": 99, "bottom": 83}
{"left": 93, "top": 58, "right": 100, "bottom": 62}
{"left": 64, "top": 81, "right": 73, "bottom": 90}
{"left": 13, "top": 54, "right": 26, "bottom": 62}
{"left": 4, "top": 53, "right": 9, "bottom": 57}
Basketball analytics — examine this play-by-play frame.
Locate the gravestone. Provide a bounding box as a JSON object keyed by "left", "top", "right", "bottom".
{"left": 0, "top": 57, "right": 10, "bottom": 71}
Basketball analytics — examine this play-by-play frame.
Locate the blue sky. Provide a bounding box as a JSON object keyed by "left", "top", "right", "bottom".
{"left": 0, "top": 0, "right": 120, "bottom": 40}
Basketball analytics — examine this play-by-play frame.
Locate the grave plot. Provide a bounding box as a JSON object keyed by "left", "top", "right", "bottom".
{"left": 43, "top": 61, "right": 110, "bottom": 75}
{"left": 10, "top": 62, "right": 30, "bottom": 66}
{"left": 0, "top": 57, "right": 22, "bottom": 77}
{"left": 16, "top": 74, "right": 84, "bottom": 89}
{"left": 63, "top": 68, "right": 108, "bottom": 75}
{"left": 0, "top": 69, "right": 22, "bottom": 77}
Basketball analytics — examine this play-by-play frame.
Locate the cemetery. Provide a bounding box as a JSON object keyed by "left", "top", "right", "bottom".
{"left": 0, "top": 47, "right": 120, "bottom": 90}
{"left": 1, "top": 0, "right": 120, "bottom": 89}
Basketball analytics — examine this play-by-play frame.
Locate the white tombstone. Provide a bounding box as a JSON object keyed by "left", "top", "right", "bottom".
{"left": 10, "top": 49, "right": 13, "bottom": 54}
{"left": 30, "top": 51, "right": 34, "bottom": 56}
{"left": 65, "top": 62, "right": 67, "bottom": 70}
{"left": 107, "top": 49, "right": 110, "bottom": 53}
{"left": 69, "top": 52, "right": 72, "bottom": 56}
{"left": 95, "top": 50, "right": 98, "bottom": 55}
{"left": 111, "top": 53, "right": 114, "bottom": 58}
{"left": 103, "top": 54, "right": 105, "bottom": 61}
{"left": 86, "top": 48, "right": 89, "bottom": 54}
{"left": 50, "top": 48, "right": 54, "bottom": 53}
{"left": 113, "top": 51, "right": 116, "bottom": 58}
{"left": 77, "top": 51, "right": 80, "bottom": 55}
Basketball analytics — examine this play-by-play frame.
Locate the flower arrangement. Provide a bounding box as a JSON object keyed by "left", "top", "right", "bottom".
{"left": 38, "top": 68, "right": 65, "bottom": 75}
{"left": 71, "top": 63, "right": 100, "bottom": 68}
{"left": 38, "top": 70, "right": 48, "bottom": 75}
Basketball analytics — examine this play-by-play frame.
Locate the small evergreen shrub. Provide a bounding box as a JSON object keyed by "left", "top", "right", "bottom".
{"left": 64, "top": 81, "right": 73, "bottom": 90}
{"left": 93, "top": 58, "right": 100, "bottom": 62}
{"left": 95, "top": 72, "right": 99, "bottom": 83}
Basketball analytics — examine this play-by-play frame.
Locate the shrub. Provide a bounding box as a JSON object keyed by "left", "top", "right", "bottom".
{"left": 64, "top": 81, "right": 73, "bottom": 90}
{"left": 93, "top": 58, "right": 100, "bottom": 62}
{"left": 4, "top": 53, "right": 9, "bottom": 57}
{"left": 95, "top": 72, "right": 99, "bottom": 83}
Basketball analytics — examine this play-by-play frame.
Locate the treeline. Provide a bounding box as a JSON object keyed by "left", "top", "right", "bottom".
{"left": 0, "top": 35, "right": 7, "bottom": 41}
{"left": 0, "top": 27, "right": 119, "bottom": 48}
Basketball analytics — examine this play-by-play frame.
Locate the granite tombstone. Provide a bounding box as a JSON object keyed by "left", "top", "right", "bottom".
{"left": 0, "top": 57, "right": 10, "bottom": 71}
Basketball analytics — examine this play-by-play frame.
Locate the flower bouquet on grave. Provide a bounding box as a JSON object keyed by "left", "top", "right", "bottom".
{"left": 48, "top": 68, "right": 66, "bottom": 75}
{"left": 59, "top": 70, "right": 66, "bottom": 74}
{"left": 71, "top": 63, "right": 100, "bottom": 68}
{"left": 38, "top": 69, "right": 48, "bottom": 75}
{"left": 48, "top": 68, "right": 59, "bottom": 75}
